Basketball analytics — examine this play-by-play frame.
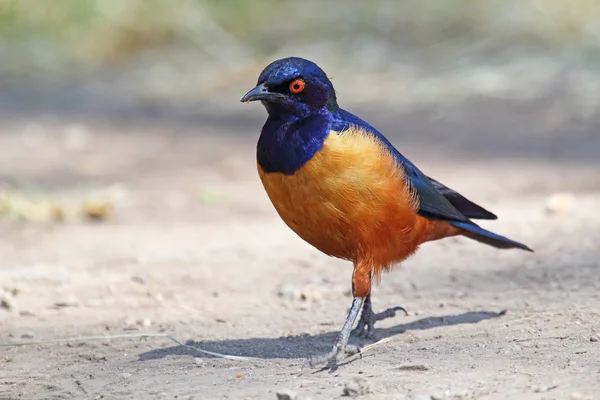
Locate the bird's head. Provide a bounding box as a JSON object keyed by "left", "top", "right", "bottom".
{"left": 240, "top": 57, "right": 336, "bottom": 118}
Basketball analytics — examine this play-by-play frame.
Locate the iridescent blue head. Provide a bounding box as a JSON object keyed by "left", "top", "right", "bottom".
{"left": 240, "top": 57, "right": 336, "bottom": 118}
{"left": 242, "top": 57, "right": 344, "bottom": 175}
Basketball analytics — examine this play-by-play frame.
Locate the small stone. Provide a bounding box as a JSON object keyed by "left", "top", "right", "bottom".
{"left": 276, "top": 389, "right": 298, "bottom": 400}
{"left": 20, "top": 332, "right": 34, "bottom": 339}
{"left": 53, "top": 295, "right": 81, "bottom": 309}
{"left": 140, "top": 318, "right": 152, "bottom": 328}
{"left": 131, "top": 276, "right": 145, "bottom": 285}
{"left": 590, "top": 335, "right": 599, "bottom": 342}
{"left": 120, "top": 373, "right": 132, "bottom": 379}
{"left": 414, "top": 395, "right": 432, "bottom": 400}
{"left": 397, "top": 364, "right": 429, "bottom": 371}
{"left": 342, "top": 377, "right": 371, "bottom": 397}
{"left": 0, "top": 290, "right": 18, "bottom": 312}
{"left": 19, "top": 311, "right": 35, "bottom": 317}
{"left": 194, "top": 358, "right": 205, "bottom": 367}
{"left": 277, "top": 284, "right": 302, "bottom": 301}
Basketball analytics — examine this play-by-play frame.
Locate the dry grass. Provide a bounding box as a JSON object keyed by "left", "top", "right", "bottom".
{"left": 2, "top": 0, "right": 600, "bottom": 116}
{"left": 1, "top": 0, "right": 599, "bottom": 76}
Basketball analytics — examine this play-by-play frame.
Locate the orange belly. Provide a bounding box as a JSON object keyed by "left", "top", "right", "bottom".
{"left": 258, "top": 126, "right": 460, "bottom": 275}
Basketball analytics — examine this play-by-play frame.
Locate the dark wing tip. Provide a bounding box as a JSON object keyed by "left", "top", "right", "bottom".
{"left": 427, "top": 176, "right": 498, "bottom": 220}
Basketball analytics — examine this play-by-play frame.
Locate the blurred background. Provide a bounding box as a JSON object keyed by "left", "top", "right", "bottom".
{"left": 5, "top": 0, "right": 600, "bottom": 117}
{"left": 1, "top": 0, "right": 599, "bottom": 211}
{"left": 2, "top": 1, "right": 600, "bottom": 397}
{"left": 1, "top": 0, "right": 599, "bottom": 299}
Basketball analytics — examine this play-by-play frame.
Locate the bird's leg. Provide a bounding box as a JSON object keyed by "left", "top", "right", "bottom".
{"left": 351, "top": 292, "right": 408, "bottom": 340}
{"left": 307, "top": 260, "right": 372, "bottom": 369}
{"left": 351, "top": 271, "right": 408, "bottom": 340}
{"left": 306, "top": 296, "right": 364, "bottom": 369}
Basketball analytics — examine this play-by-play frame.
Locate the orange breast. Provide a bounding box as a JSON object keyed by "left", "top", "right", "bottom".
{"left": 258, "top": 126, "right": 456, "bottom": 275}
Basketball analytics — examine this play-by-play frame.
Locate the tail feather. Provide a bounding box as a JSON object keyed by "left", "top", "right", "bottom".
{"left": 449, "top": 220, "right": 533, "bottom": 252}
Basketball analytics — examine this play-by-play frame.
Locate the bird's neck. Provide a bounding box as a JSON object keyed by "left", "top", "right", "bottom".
{"left": 257, "top": 107, "right": 331, "bottom": 175}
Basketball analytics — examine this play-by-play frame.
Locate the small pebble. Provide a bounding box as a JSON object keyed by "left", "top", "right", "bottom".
{"left": 414, "top": 395, "right": 433, "bottom": 400}
{"left": 194, "top": 358, "right": 205, "bottom": 367}
{"left": 53, "top": 296, "right": 81, "bottom": 308}
{"left": 397, "top": 364, "right": 429, "bottom": 371}
{"left": 0, "top": 290, "right": 18, "bottom": 311}
{"left": 139, "top": 318, "right": 152, "bottom": 328}
{"left": 19, "top": 311, "right": 35, "bottom": 317}
{"left": 276, "top": 389, "right": 298, "bottom": 400}
{"left": 120, "top": 373, "right": 132, "bottom": 379}
{"left": 277, "top": 284, "right": 302, "bottom": 301}
{"left": 590, "top": 335, "right": 599, "bottom": 342}
{"left": 342, "top": 377, "right": 371, "bottom": 397}
{"left": 20, "top": 332, "right": 34, "bottom": 339}
{"left": 534, "top": 385, "right": 558, "bottom": 393}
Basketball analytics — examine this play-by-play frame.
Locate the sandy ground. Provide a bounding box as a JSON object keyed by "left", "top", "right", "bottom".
{"left": 0, "top": 100, "right": 599, "bottom": 400}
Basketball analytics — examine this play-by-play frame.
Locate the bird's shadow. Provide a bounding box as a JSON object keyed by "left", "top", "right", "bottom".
{"left": 138, "top": 310, "right": 504, "bottom": 362}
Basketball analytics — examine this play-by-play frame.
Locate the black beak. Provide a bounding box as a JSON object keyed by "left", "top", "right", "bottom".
{"left": 240, "top": 83, "right": 283, "bottom": 103}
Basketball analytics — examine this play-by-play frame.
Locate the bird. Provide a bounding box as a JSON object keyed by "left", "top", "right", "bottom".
{"left": 240, "top": 57, "right": 532, "bottom": 369}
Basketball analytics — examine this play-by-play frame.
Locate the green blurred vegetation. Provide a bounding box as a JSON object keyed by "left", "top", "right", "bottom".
{"left": 1, "top": 0, "right": 599, "bottom": 78}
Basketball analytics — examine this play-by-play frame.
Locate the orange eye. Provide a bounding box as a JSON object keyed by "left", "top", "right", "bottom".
{"left": 289, "top": 79, "right": 305, "bottom": 94}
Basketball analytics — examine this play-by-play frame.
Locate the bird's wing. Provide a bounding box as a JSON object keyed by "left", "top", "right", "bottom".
{"left": 332, "top": 109, "right": 494, "bottom": 222}
{"left": 387, "top": 152, "right": 471, "bottom": 221}
{"left": 426, "top": 177, "right": 497, "bottom": 220}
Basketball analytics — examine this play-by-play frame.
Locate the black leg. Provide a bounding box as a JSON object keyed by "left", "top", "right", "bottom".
{"left": 307, "top": 296, "right": 364, "bottom": 369}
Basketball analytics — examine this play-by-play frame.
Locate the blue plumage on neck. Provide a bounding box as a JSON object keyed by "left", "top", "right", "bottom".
{"left": 257, "top": 106, "right": 331, "bottom": 175}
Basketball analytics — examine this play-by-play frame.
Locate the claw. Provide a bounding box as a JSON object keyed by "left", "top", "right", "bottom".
{"left": 306, "top": 343, "right": 360, "bottom": 370}
{"left": 376, "top": 305, "right": 409, "bottom": 321}
{"left": 306, "top": 297, "right": 365, "bottom": 370}
{"left": 306, "top": 296, "right": 408, "bottom": 370}
{"left": 351, "top": 294, "right": 408, "bottom": 340}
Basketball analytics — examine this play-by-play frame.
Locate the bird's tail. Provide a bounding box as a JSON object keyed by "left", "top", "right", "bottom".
{"left": 449, "top": 220, "right": 533, "bottom": 252}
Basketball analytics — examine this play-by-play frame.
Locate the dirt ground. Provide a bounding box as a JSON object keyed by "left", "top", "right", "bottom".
{"left": 0, "top": 98, "right": 599, "bottom": 400}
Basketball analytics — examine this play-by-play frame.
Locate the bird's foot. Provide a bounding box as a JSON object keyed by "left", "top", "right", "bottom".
{"left": 304, "top": 297, "right": 366, "bottom": 371}
{"left": 305, "top": 341, "right": 361, "bottom": 370}
{"left": 351, "top": 302, "right": 408, "bottom": 340}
